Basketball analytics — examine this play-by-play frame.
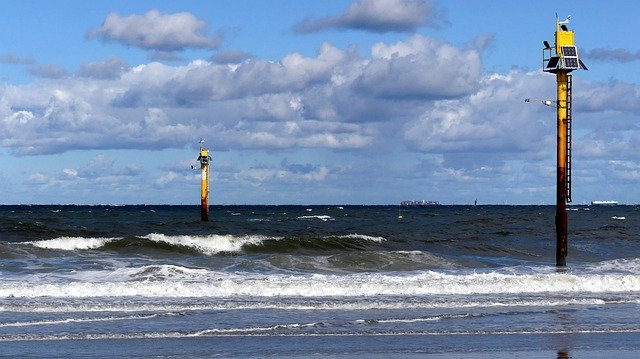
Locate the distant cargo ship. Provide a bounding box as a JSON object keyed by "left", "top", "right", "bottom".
{"left": 590, "top": 200, "right": 618, "bottom": 206}
{"left": 400, "top": 200, "right": 441, "bottom": 206}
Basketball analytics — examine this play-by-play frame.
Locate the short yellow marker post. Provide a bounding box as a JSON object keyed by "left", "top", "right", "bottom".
{"left": 197, "top": 139, "right": 212, "bottom": 221}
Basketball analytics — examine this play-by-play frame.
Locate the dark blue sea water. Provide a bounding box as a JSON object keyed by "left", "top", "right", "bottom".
{"left": 1, "top": 205, "right": 640, "bottom": 358}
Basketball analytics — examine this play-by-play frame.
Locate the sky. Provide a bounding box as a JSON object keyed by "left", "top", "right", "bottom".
{"left": 1, "top": 0, "right": 640, "bottom": 205}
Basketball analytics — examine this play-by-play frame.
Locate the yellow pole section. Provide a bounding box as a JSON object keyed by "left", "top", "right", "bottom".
{"left": 200, "top": 149, "right": 209, "bottom": 221}
{"left": 557, "top": 72, "right": 568, "bottom": 171}
{"left": 556, "top": 71, "right": 568, "bottom": 266}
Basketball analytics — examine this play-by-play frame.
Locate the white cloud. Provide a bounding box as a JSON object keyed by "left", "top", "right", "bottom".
{"left": 2, "top": 33, "right": 638, "bottom": 184}
{"left": 356, "top": 35, "right": 481, "bottom": 99}
{"left": 0, "top": 54, "right": 35, "bottom": 65}
{"left": 403, "top": 71, "right": 553, "bottom": 155}
{"left": 88, "top": 10, "right": 221, "bottom": 51}
{"left": 78, "top": 57, "right": 130, "bottom": 79}
{"left": 29, "top": 64, "right": 69, "bottom": 79}
{"left": 292, "top": 0, "right": 445, "bottom": 33}
{"left": 237, "top": 159, "right": 330, "bottom": 184}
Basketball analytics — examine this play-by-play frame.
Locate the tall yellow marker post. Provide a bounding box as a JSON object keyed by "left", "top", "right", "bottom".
{"left": 542, "top": 15, "right": 587, "bottom": 266}
{"left": 197, "top": 139, "right": 212, "bottom": 221}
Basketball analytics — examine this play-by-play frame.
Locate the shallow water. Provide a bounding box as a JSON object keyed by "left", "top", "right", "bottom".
{"left": 1, "top": 205, "right": 639, "bottom": 357}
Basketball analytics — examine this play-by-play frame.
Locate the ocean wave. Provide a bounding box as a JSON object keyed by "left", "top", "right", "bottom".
{"left": 589, "top": 258, "right": 640, "bottom": 274}
{"left": 0, "top": 313, "right": 162, "bottom": 328}
{"left": 0, "top": 296, "right": 617, "bottom": 314}
{"left": 4, "top": 326, "right": 640, "bottom": 342}
{"left": 144, "top": 233, "right": 278, "bottom": 255}
{"left": 333, "top": 234, "right": 385, "bottom": 242}
{"left": 19, "top": 232, "right": 387, "bottom": 256}
{"left": 23, "top": 234, "right": 281, "bottom": 255}
{"left": 3, "top": 267, "right": 640, "bottom": 299}
{"left": 28, "top": 237, "right": 117, "bottom": 250}
{"left": 297, "top": 215, "right": 334, "bottom": 221}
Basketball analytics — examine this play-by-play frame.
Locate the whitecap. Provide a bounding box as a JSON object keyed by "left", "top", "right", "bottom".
{"left": 5, "top": 269, "right": 640, "bottom": 299}
{"left": 297, "top": 215, "right": 334, "bottom": 221}
{"left": 334, "top": 234, "right": 385, "bottom": 242}
{"left": 144, "top": 233, "right": 279, "bottom": 255}
{"left": 28, "top": 237, "right": 116, "bottom": 250}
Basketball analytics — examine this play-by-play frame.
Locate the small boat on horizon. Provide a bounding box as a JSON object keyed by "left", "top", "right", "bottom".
{"left": 590, "top": 200, "right": 618, "bottom": 206}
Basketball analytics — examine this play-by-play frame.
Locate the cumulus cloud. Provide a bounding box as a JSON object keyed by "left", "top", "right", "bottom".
{"left": 403, "top": 71, "right": 555, "bottom": 155}
{"left": 28, "top": 64, "right": 69, "bottom": 79}
{"left": 354, "top": 35, "right": 481, "bottom": 99}
{"left": 0, "top": 35, "right": 496, "bottom": 156}
{"left": 0, "top": 54, "right": 35, "bottom": 65}
{"left": 65, "top": 154, "right": 144, "bottom": 179}
{"left": 577, "top": 80, "right": 640, "bottom": 114}
{"left": 211, "top": 50, "right": 254, "bottom": 64}
{"left": 78, "top": 57, "right": 130, "bottom": 79}
{"left": 583, "top": 47, "right": 640, "bottom": 63}
{"left": 237, "top": 159, "right": 330, "bottom": 184}
{"left": 292, "top": 0, "right": 445, "bottom": 34}
{"left": 3, "top": 32, "right": 635, "bottom": 173}
{"left": 27, "top": 154, "right": 144, "bottom": 194}
{"left": 87, "top": 10, "right": 221, "bottom": 51}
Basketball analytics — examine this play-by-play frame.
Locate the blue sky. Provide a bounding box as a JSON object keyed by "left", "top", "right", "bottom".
{"left": 1, "top": 0, "right": 640, "bottom": 205}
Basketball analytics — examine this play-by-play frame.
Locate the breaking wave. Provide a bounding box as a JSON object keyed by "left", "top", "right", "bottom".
{"left": 28, "top": 237, "right": 116, "bottom": 250}
{"left": 297, "top": 215, "right": 334, "bottom": 221}
{"left": 3, "top": 262, "right": 640, "bottom": 299}
{"left": 21, "top": 233, "right": 387, "bottom": 255}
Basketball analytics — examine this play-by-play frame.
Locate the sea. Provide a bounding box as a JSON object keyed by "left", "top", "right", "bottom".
{"left": 1, "top": 204, "right": 639, "bottom": 358}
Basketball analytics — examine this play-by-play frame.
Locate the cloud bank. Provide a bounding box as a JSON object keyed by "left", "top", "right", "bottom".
{"left": 0, "top": 34, "right": 486, "bottom": 156}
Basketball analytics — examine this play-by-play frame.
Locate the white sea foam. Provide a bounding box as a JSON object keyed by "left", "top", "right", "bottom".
{"left": 612, "top": 216, "right": 626, "bottom": 220}
{"left": 394, "top": 250, "right": 424, "bottom": 255}
{"left": 5, "top": 327, "right": 640, "bottom": 342}
{"left": 0, "top": 313, "right": 160, "bottom": 327}
{"left": 28, "top": 237, "right": 116, "bottom": 250}
{"left": 3, "top": 267, "right": 640, "bottom": 299}
{"left": 591, "top": 258, "right": 640, "bottom": 274}
{"left": 335, "top": 234, "right": 385, "bottom": 242}
{"left": 297, "top": 215, "right": 334, "bottom": 221}
{"left": 0, "top": 296, "right": 616, "bottom": 314}
{"left": 145, "top": 233, "right": 279, "bottom": 255}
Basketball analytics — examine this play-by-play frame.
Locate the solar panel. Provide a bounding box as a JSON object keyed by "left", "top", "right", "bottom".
{"left": 558, "top": 46, "right": 580, "bottom": 69}
{"left": 561, "top": 46, "right": 577, "bottom": 57}
{"left": 564, "top": 58, "right": 579, "bottom": 68}
{"left": 579, "top": 59, "right": 588, "bottom": 71}
{"left": 546, "top": 56, "right": 560, "bottom": 69}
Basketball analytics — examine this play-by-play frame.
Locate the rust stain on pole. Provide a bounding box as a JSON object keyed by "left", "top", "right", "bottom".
{"left": 556, "top": 72, "right": 568, "bottom": 267}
